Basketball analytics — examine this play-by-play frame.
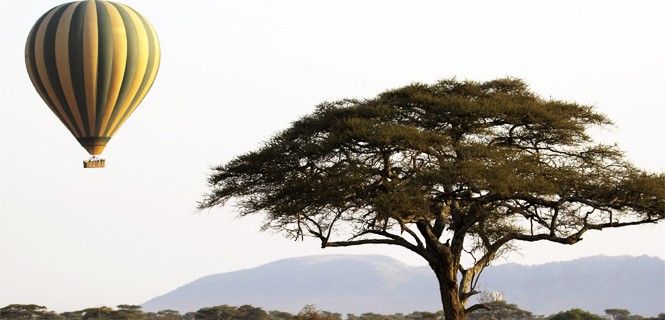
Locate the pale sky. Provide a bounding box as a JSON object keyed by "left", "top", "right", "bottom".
{"left": 1, "top": 0, "right": 664, "bottom": 312}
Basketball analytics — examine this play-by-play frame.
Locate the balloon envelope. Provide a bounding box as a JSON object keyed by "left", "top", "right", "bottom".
{"left": 25, "top": 0, "right": 160, "bottom": 155}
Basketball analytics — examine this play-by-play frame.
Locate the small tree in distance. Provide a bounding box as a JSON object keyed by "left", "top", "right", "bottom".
{"left": 0, "top": 304, "right": 63, "bottom": 320}
{"left": 200, "top": 78, "right": 665, "bottom": 320}
{"left": 296, "top": 305, "right": 341, "bottom": 320}
{"left": 605, "top": 309, "right": 632, "bottom": 320}
{"left": 549, "top": 308, "right": 604, "bottom": 320}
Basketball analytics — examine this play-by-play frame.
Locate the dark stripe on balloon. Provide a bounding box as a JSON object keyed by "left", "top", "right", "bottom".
{"left": 26, "top": 12, "right": 60, "bottom": 121}
{"left": 31, "top": 5, "right": 81, "bottom": 137}
{"left": 113, "top": 7, "right": 157, "bottom": 133}
{"left": 68, "top": 1, "right": 90, "bottom": 136}
{"left": 104, "top": 2, "right": 139, "bottom": 136}
{"left": 54, "top": 2, "right": 86, "bottom": 136}
{"left": 43, "top": 4, "right": 82, "bottom": 137}
{"left": 95, "top": 1, "right": 113, "bottom": 135}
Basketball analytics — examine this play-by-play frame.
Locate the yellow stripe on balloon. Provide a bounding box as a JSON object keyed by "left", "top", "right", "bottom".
{"left": 82, "top": 0, "right": 99, "bottom": 135}
{"left": 106, "top": 3, "right": 150, "bottom": 135}
{"left": 110, "top": 16, "right": 160, "bottom": 137}
{"left": 34, "top": 7, "right": 79, "bottom": 137}
{"left": 98, "top": 1, "right": 127, "bottom": 135}
{"left": 140, "top": 18, "right": 161, "bottom": 102}
{"left": 55, "top": 2, "right": 86, "bottom": 137}
{"left": 25, "top": 23, "right": 67, "bottom": 132}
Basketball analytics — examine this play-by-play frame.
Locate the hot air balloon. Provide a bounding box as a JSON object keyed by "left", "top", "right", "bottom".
{"left": 25, "top": 0, "right": 160, "bottom": 168}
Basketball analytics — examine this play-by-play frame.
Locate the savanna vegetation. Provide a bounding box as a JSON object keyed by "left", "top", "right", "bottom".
{"left": 200, "top": 78, "right": 665, "bottom": 320}
{"left": 2, "top": 303, "right": 664, "bottom": 320}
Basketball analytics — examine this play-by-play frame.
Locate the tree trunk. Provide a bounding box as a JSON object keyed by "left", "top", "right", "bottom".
{"left": 432, "top": 263, "right": 467, "bottom": 320}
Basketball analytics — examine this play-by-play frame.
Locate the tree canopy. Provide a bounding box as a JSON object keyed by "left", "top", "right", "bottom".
{"left": 201, "top": 78, "right": 665, "bottom": 320}
{"left": 549, "top": 308, "right": 604, "bottom": 320}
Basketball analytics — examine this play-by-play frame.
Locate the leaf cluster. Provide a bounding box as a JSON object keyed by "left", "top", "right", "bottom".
{"left": 201, "top": 78, "right": 664, "bottom": 244}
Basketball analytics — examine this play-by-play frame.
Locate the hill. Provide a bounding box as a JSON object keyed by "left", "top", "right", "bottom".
{"left": 142, "top": 255, "right": 664, "bottom": 316}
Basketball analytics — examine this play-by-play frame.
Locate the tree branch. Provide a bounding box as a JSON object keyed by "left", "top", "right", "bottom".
{"left": 323, "top": 239, "right": 400, "bottom": 247}
{"left": 465, "top": 303, "right": 491, "bottom": 313}
{"left": 392, "top": 217, "right": 425, "bottom": 249}
{"left": 320, "top": 228, "right": 427, "bottom": 258}
{"left": 356, "top": 229, "right": 424, "bottom": 255}
{"left": 401, "top": 225, "right": 425, "bottom": 249}
{"left": 586, "top": 217, "right": 659, "bottom": 230}
{"left": 416, "top": 220, "right": 442, "bottom": 250}
{"left": 511, "top": 216, "right": 659, "bottom": 245}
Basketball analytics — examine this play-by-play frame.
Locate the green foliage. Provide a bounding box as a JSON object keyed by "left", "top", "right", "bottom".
{"left": 113, "top": 305, "right": 146, "bottom": 320}
{"left": 2, "top": 304, "right": 664, "bottom": 320}
{"left": 194, "top": 305, "right": 268, "bottom": 320}
{"left": 295, "top": 305, "right": 340, "bottom": 320}
{"left": 202, "top": 78, "right": 664, "bottom": 236}
{"left": 146, "top": 310, "right": 182, "bottom": 320}
{"left": 605, "top": 309, "right": 631, "bottom": 320}
{"left": 346, "top": 310, "right": 443, "bottom": 320}
{"left": 267, "top": 311, "right": 295, "bottom": 320}
{"left": 548, "top": 309, "right": 604, "bottom": 320}
{"left": 237, "top": 306, "right": 269, "bottom": 320}
{"left": 181, "top": 313, "right": 196, "bottom": 320}
{"left": 60, "top": 311, "right": 84, "bottom": 320}
{"left": 200, "top": 78, "right": 665, "bottom": 319}
{"left": 467, "top": 301, "right": 537, "bottom": 320}
{"left": 0, "top": 304, "right": 63, "bottom": 320}
{"left": 79, "top": 307, "right": 115, "bottom": 320}
{"left": 194, "top": 305, "right": 237, "bottom": 320}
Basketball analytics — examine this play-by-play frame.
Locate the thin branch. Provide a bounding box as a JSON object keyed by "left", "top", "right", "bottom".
{"left": 512, "top": 216, "right": 659, "bottom": 245}
{"left": 400, "top": 223, "right": 425, "bottom": 249}
{"left": 360, "top": 229, "right": 423, "bottom": 253}
{"left": 303, "top": 216, "right": 324, "bottom": 238}
{"left": 323, "top": 239, "right": 399, "bottom": 247}
{"left": 319, "top": 228, "right": 426, "bottom": 258}
{"left": 466, "top": 303, "right": 491, "bottom": 313}
{"left": 586, "top": 217, "right": 659, "bottom": 230}
{"left": 324, "top": 210, "right": 344, "bottom": 242}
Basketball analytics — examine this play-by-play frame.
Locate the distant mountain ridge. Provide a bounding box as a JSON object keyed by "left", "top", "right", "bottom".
{"left": 142, "top": 255, "right": 665, "bottom": 316}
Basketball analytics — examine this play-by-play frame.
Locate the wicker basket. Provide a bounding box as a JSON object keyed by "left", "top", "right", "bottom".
{"left": 83, "top": 158, "right": 106, "bottom": 168}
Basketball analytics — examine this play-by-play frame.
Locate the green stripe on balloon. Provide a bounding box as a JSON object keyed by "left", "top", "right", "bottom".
{"left": 26, "top": 12, "right": 62, "bottom": 126}
{"left": 43, "top": 5, "right": 81, "bottom": 136}
{"left": 103, "top": 2, "right": 138, "bottom": 136}
{"left": 68, "top": 1, "right": 90, "bottom": 136}
{"left": 113, "top": 6, "right": 157, "bottom": 135}
{"left": 95, "top": 0, "right": 114, "bottom": 135}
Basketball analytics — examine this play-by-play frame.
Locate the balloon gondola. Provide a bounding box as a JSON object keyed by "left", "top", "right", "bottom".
{"left": 25, "top": 0, "right": 160, "bottom": 168}
{"left": 83, "top": 156, "right": 105, "bottom": 168}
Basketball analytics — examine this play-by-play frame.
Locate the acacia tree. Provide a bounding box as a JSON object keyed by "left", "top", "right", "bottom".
{"left": 200, "top": 78, "right": 664, "bottom": 320}
{"left": 549, "top": 309, "right": 603, "bottom": 320}
{"left": 605, "top": 309, "right": 632, "bottom": 320}
{"left": 0, "top": 304, "right": 63, "bottom": 320}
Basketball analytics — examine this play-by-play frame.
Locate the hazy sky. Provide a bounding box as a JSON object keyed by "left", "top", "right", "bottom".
{"left": 1, "top": 0, "right": 664, "bottom": 312}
